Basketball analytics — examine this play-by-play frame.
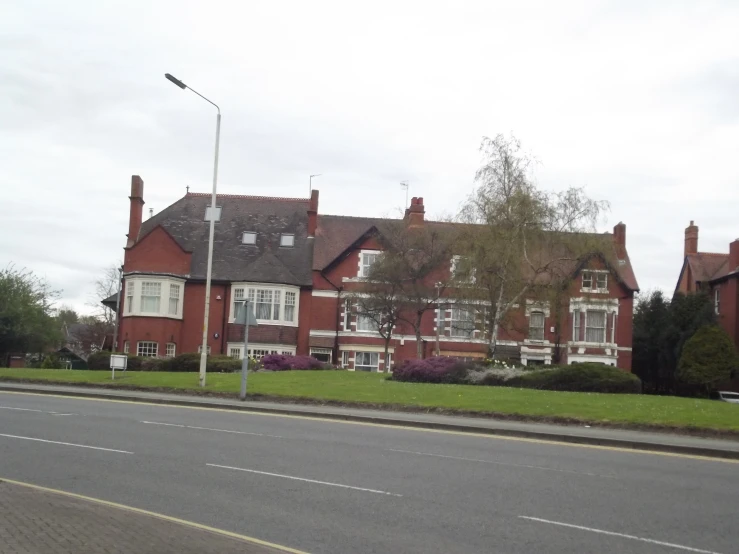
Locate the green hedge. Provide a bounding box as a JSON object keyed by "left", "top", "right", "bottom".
{"left": 507, "top": 363, "right": 642, "bottom": 394}
{"left": 86, "top": 351, "right": 242, "bottom": 373}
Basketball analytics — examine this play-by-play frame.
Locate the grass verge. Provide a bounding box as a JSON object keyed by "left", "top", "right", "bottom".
{"left": 1, "top": 369, "right": 738, "bottom": 435}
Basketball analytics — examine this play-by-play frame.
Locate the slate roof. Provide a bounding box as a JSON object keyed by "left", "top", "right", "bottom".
{"left": 314, "top": 215, "right": 639, "bottom": 291}
{"left": 135, "top": 193, "right": 313, "bottom": 286}
{"left": 685, "top": 253, "right": 731, "bottom": 283}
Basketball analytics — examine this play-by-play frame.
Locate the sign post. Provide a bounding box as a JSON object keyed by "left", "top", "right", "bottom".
{"left": 110, "top": 354, "right": 128, "bottom": 381}
{"left": 235, "top": 300, "right": 258, "bottom": 401}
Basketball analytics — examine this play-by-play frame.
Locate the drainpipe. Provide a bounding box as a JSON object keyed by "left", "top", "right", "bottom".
{"left": 320, "top": 270, "right": 343, "bottom": 365}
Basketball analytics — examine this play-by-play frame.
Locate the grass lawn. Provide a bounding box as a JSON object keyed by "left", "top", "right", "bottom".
{"left": 1, "top": 368, "right": 737, "bottom": 432}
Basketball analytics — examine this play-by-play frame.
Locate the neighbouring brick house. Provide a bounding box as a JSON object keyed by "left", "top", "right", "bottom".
{"left": 109, "top": 176, "right": 639, "bottom": 370}
{"left": 675, "top": 221, "right": 739, "bottom": 350}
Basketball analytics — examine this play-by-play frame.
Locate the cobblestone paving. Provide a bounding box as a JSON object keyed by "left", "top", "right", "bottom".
{"left": 0, "top": 481, "right": 294, "bottom": 554}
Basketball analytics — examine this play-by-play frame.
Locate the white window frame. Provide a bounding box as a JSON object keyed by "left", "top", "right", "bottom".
{"left": 165, "top": 343, "right": 176, "bottom": 358}
{"left": 341, "top": 351, "right": 350, "bottom": 368}
{"left": 581, "top": 270, "right": 608, "bottom": 293}
{"left": 529, "top": 311, "right": 545, "bottom": 341}
{"left": 168, "top": 283, "right": 180, "bottom": 316}
{"left": 280, "top": 234, "right": 295, "bottom": 247}
{"left": 573, "top": 310, "right": 581, "bottom": 341}
{"left": 451, "top": 255, "right": 475, "bottom": 282}
{"left": 356, "top": 312, "right": 378, "bottom": 332}
{"left": 310, "top": 347, "right": 332, "bottom": 363}
{"left": 140, "top": 281, "right": 161, "bottom": 314}
{"left": 123, "top": 341, "right": 129, "bottom": 354}
{"left": 715, "top": 287, "right": 720, "bottom": 315}
{"left": 284, "top": 291, "right": 296, "bottom": 323}
{"left": 358, "top": 250, "right": 381, "bottom": 278}
{"left": 355, "top": 351, "right": 379, "bottom": 372}
{"left": 229, "top": 283, "right": 300, "bottom": 326}
{"left": 197, "top": 345, "right": 212, "bottom": 355}
{"left": 226, "top": 343, "right": 296, "bottom": 359}
{"left": 585, "top": 310, "right": 607, "bottom": 343}
{"left": 242, "top": 232, "right": 257, "bottom": 245}
{"left": 137, "top": 341, "right": 158, "bottom": 357}
{"left": 123, "top": 276, "right": 185, "bottom": 319}
{"left": 450, "top": 305, "right": 476, "bottom": 338}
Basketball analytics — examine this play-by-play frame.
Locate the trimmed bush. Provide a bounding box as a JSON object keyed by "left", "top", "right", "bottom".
{"left": 41, "top": 355, "right": 57, "bottom": 369}
{"left": 507, "top": 363, "right": 642, "bottom": 394}
{"left": 261, "top": 354, "right": 330, "bottom": 371}
{"left": 391, "top": 357, "right": 472, "bottom": 384}
{"left": 88, "top": 351, "right": 146, "bottom": 371}
{"left": 86, "top": 350, "right": 241, "bottom": 372}
{"left": 677, "top": 324, "right": 739, "bottom": 395}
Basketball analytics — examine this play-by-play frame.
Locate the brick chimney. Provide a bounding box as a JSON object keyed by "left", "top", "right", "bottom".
{"left": 613, "top": 222, "right": 626, "bottom": 259}
{"left": 730, "top": 239, "right": 739, "bottom": 272}
{"left": 126, "top": 175, "right": 145, "bottom": 248}
{"left": 307, "top": 189, "right": 319, "bottom": 237}
{"left": 684, "top": 220, "right": 698, "bottom": 257}
{"left": 404, "top": 197, "right": 425, "bottom": 228}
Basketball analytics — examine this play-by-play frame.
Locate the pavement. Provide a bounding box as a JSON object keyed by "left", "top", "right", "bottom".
{"left": 0, "top": 480, "right": 291, "bottom": 554}
{"left": 1, "top": 387, "right": 738, "bottom": 553}
{"left": 1, "top": 381, "right": 738, "bottom": 459}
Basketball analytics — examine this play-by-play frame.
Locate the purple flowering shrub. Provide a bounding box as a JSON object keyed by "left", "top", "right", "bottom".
{"left": 261, "top": 354, "right": 331, "bottom": 371}
{"left": 391, "top": 357, "right": 471, "bottom": 384}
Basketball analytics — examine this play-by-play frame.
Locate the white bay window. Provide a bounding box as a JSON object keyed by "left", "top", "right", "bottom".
{"left": 123, "top": 276, "right": 185, "bottom": 319}
{"left": 229, "top": 283, "right": 300, "bottom": 326}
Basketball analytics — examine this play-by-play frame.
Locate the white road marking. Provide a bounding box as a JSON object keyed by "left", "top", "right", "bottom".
{"left": 207, "top": 463, "right": 403, "bottom": 497}
{"left": 140, "top": 420, "right": 283, "bottom": 438}
{"left": 519, "top": 516, "right": 723, "bottom": 554}
{"left": 0, "top": 433, "right": 133, "bottom": 454}
{"left": 387, "top": 448, "right": 614, "bottom": 478}
{"left": 0, "top": 406, "right": 76, "bottom": 416}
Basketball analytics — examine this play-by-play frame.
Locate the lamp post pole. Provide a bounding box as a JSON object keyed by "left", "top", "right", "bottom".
{"left": 435, "top": 282, "right": 442, "bottom": 357}
{"left": 165, "top": 73, "right": 221, "bottom": 388}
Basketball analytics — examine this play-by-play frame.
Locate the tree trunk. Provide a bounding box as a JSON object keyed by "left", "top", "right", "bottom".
{"left": 488, "top": 284, "right": 506, "bottom": 358}
{"left": 383, "top": 333, "right": 392, "bottom": 372}
{"left": 415, "top": 312, "right": 424, "bottom": 359}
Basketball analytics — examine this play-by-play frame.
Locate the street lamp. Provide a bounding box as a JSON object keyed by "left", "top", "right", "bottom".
{"left": 435, "top": 282, "right": 443, "bottom": 357}
{"left": 165, "top": 72, "right": 221, "bottom": 388}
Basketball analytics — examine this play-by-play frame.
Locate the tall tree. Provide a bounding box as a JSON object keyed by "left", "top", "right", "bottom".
{"left": 0, "top": 266, "right": 61, "bottom": 364}
{"left": 55, "top": 305, "right": 79, "bottom": 328}
{"left": 457, "top": 134, "right": 607, "bottom": 357}
{"left": 368, "top": 221, "right": 457, "bottom": 359}
{"left": 632, "top": 290, "right": 715, "bottom": 394}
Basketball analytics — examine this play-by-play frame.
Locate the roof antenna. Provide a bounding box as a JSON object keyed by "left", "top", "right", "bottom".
{"left": 400, "top": 180, "right": 409, "bottom": 209}
{"left": 309, "top": 174, "right": 322, "bottom": 195}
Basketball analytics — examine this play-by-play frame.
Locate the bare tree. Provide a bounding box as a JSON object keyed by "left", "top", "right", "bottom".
{"left": 457, "top": 134, "right": 607, "bottom": 358}
{"left": 87, "top": 264, "right": 121, "bottom": 326}
{"left": 368, "top": 221, "right": 457, "bottom": 359}
{"left": 350, "top": 268, "right": 405, "bottom": 371}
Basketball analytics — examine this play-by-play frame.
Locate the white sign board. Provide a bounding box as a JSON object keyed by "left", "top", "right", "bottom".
{"left": 110, "top": 354, "right": 127, "bottom": 381}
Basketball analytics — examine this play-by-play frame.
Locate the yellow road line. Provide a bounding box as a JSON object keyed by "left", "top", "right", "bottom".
{"left": 1, "top": 390, "right": 737, "bottom": 464}
{"left": 0, "top": 477, "right": 309, "bottom": 554}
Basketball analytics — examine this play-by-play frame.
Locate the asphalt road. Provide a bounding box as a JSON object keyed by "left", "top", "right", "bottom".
{"left": 0, "top": 391, "right": 737, "bottom": 554}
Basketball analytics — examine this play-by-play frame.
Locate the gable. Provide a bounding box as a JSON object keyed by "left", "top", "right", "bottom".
{"left": 124, "top": 225, "right": 192, "bottom": 276}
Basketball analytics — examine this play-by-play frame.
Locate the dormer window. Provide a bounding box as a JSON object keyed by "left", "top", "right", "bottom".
{"left": 280, "top": 234, "right": 295, "bottom": 247}
{"left": 582, "top": 271, "right": 607, "bottom": 292}
{"left": 242, "top": 232, "right": 257, "bottom": 245}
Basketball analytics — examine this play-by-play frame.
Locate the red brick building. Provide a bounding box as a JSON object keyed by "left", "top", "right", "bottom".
{"left": 109, "top": 176, "right": 639, "bottom": 370}
{"left": 676, "top": 221, "right": 739, "bottom": 349}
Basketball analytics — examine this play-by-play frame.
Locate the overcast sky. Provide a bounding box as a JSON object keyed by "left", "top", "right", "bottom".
{"left": 2, "top": 0, "right": 738, "bottom": 314}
